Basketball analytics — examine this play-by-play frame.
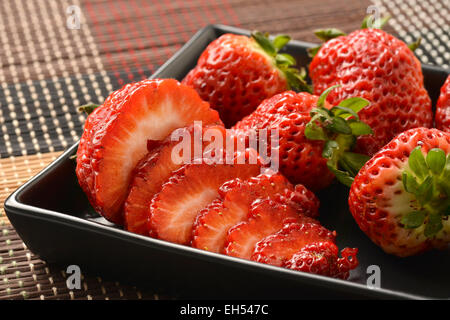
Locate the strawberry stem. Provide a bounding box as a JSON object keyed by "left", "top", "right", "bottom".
{"left": 79, "top": 103, "right": 100, "bottom": 115}
{"left": 305, "top": 86, "right": 372, "bottom": 187}
{"left": 408, "top": 37, "right": 422, "bottom": 52}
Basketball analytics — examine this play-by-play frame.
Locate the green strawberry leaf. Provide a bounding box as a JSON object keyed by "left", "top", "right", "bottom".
{"left": 305, "top": 121, "right": 327, "bottom": 141}
{"left": 416, "top": 176, "right": 434, "bottom": 205}
{"left": 275, "top": 53, "right": 296, "bottom": 66}
{"left": 317, "top": 85, "right": 340, "bottom": 108}
{"left": 408, "top": 146, "right": 428, "bottom": 179}
{"left": 273, "top": 35, "right": 291, "bottom": 51}
{"left": 78, "top": 104, "right": 100, "bottom": 115}
{"left": 284, "top": 69, "right": 312, "bottom": 93}
{"left": 326, "top": 116, "right": 352, "bottom": 135}
{"left": 327, "top": 161, "right": 354, "bottom": 187}
{"left": 401, "top": 211, "right": 426, "bottom": 229}
{"left": 426, "top": 148, "right": 446, "bottom": 175}
{"left": 314, "top": 28, "right": 346, "bottom": 42}
{"left": 338, "top": 97, "right": 370, "bottom": 114}
{"left": 402, "top": 171, "right": 419, "bottom": 194}
{"left": 331, "top": 106, "right": 359, "bottom": 120}
{"left": 307, "top": 45, "right": 322, "bottom": 58}
{"left": 341, "top": 152, "right": 370, "bottom": 175}
{"left": 424, "top": 213, "right": 443, "bottom": 238}
{"left": 408, "top": 37, "right": 422, "bottom": 52}
{"left": 322, "top": 140, "right": 339, "bottom": 159}
{"left": 348, "top": 120, "right": 373, "bottom": 136}
{"left": 251, "top": 31, "right": 276, "bottom": 56}
{"left": 310, "top": 107, "right": 332, "bottom": 120}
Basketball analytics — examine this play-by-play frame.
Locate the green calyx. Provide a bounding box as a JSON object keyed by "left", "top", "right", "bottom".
{"left": 401, "top": 146, "right": 450, "bottom": 237}
{"left": 307, "top": 29, "right": 346, "bottom": 58}
{"left": 251, "top": 31, "right": 311, "bottom": 93}
{"left": 408, "top": 37, "right": 422, "bottom": 52}
{"left": 78, "top": 103, "right": 100, "bottom": 115}
{"left": 304, "top": 85, "right": 372, "bottom": 187}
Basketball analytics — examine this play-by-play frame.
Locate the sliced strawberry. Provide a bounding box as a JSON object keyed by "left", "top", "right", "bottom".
{"left": 285, "top": 242, "right": 359, "bottom": 279}
{"left": 191, "top": 173, "right": 318, "bottom": 253}
{"left": 224, "top": 199, "right": 314, "bottom": 260}
{"left": 274, "top": 184, "right": 320, "bottom": 218}
{"left": 251, "top": 222, "right": 336, "bottom": 267}
{"left": 124, "top": 124, "right": 226, "bottom": 235}
{"left": 149, "top": 160, "right": 261, "bottom": 245}
{"left": 76, "top": 79, "right": 221, "bottom": 224}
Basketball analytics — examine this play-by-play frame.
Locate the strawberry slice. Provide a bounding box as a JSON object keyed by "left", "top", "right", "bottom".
{"left": 149, "top": 159, "right": 261, "bottom": 245}
{"left": 192, "top": 173, "right": 319, "bottom": 253}
{"left": 273, "top": 184, "right": 320, "bottom": 218}
{"left": 224, "top": 199, "right": 315, "bottom": 260}
{"left": 124, "top": 124, "right": 226, "bottom": 235}
{"left": 285, "top": 242, "right": 359, "bottom": 279}
{"left": 76, "top": 79, "right": 221, "bottom": 224}
{"left": 251, "top": 222, "right": 336, "bottom": 267}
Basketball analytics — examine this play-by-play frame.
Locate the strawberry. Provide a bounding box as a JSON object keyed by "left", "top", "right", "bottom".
{"left": 251, "top": 222, "right": 336, "bottom": 267}
{"left": 76, "top": 79, "right": 221, "bottom": 224}
{"left": 182, "top": 32, "right": 309, "bottom": 127}
{"left": 435, "top": 75, "right": 450, "bottom": 132}
{"left": 349, "top": 127, "right": 450, "bottom": 257}
{"left": 149, "top": 155, "right": 261, "bottom": 245}
{"left": 234, "top": 87, "right": 374, "bottom": 190}
{"left": 285, "top": 242, "right": 359, "bottom": 279}
{"left": 309, "top": 19, "right": 433, "bottom": 156}
{"left": 191, "top": 173, "right": 318, "bottom": 253}
{"left": 124, "top": 124, "right": 227, "bottom": 235}
{"left": 224, "top": 199, "right": 314, "bottom": 260}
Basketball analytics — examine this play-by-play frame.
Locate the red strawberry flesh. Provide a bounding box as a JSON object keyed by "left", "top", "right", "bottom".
{"left": 124, "top": 124, "right": 226, "bottom": 235}
{"left": 150, "top": 161, "right": 261, "bottom": 245}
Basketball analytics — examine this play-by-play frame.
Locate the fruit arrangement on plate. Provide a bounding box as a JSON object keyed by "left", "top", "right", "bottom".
{"left": 75, "top": 16, "right": 450, "bottom": 280}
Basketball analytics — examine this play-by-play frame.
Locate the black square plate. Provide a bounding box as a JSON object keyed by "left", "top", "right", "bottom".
{"left": 4, "top": 25, "right": 450, "bottom": 300}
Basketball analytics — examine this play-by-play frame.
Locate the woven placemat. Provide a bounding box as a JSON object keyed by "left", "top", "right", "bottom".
{"left": 0, "top": 0, "right": 448, "bottom": 300}
{"left": 0, "top": 152, "right": 167, "bottom": 300}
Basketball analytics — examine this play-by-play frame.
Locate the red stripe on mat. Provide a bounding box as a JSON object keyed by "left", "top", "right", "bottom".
{"left": 84, "top": 0, "right": 242, "bottom": 83}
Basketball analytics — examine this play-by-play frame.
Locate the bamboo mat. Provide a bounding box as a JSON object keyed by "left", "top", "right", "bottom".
{"left": 0, "top": 0, "right": 448, "bottom": 300}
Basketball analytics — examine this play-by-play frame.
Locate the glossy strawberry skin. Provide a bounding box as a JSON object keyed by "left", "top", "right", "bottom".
{"left": 76, "top": 79, "right": 221, "bottom": 225}
{"left": 310, "top": 29, "right": 433, "bottom": 156}
{"left": 435, "top": 75, "right": 450, "bottom": 132}
{"left": 348, "top": 128, "right": 450, "bottom": 256}
{"left": 183, "top": 33, "right": 288, "bottom": 127}
{"left": 234, "top": 91, "right": 335, "bottom": 191}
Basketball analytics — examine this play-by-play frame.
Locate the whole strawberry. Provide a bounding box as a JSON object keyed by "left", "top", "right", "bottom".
{"left": 183, "top": 32, "right": 309, "bottom": 127}
{"left": 309, "top": 19, "right": 433, "bottom": 156}
{"left": 349, "top": 127, "right": 450, "bottom": 257}
{"left": 435, "top": 75, "right": 450, "bottom": 132}
{"left": 234, "top": 86, "right": 373, "bottom": 191}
